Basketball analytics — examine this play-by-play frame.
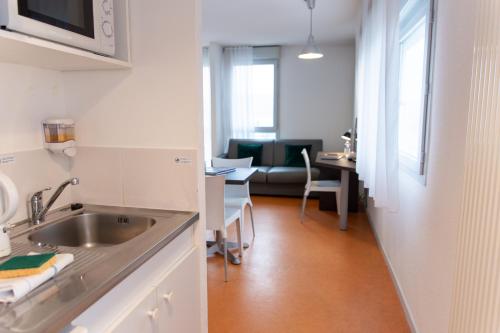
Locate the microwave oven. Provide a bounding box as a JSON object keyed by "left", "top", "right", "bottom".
{"left": 0, "top": 0, "right": 115, "bottom": 56}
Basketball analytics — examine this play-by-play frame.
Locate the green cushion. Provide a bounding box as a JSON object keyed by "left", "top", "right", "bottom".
{"left": 284, "top": 144, "right": 312, "bottom": 167}
{"left": 237, "top": 143, "right": 263, "bottom": 166}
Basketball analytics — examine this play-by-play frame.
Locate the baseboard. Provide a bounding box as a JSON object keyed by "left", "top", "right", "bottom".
{"left": 366, "top": 211, "right": 419, "bottom": 333}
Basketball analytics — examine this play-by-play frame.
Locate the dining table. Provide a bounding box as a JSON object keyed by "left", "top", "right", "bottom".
{"left": 205, "top": 167, "right": 258, "bottom": 265}
{"left": 222, "top": 167, "right": 258, "bottom": 185}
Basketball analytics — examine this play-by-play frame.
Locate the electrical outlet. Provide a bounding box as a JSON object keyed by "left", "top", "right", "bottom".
{"left": 174, "top": 157, "right": 192, "bottom": 165}
{"left": 0, "top": 155, "right": 15, "bottom": 165}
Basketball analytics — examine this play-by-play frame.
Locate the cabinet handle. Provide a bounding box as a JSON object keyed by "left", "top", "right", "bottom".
{"left": 162, "top": 291, "right": 174, "bottom": 303}
{"left": 147, "top": 307, "right": 159, "bottom": 320}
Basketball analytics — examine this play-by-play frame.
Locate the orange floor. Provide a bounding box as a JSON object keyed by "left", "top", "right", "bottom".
{"left": 207, "top": 196, "right": 410, "bottom": 333}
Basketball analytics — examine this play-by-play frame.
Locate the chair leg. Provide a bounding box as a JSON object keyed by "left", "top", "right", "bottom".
{"left": 236, "top": 218, "right": 243, "bottom": 258}
{"left": 301, "top": 194, "right": 308, "bottom": 223}
{"left": 336, "top": 191, "right": 341, "bottom": 216}
{"left": 249, "top": 205, "right": 256, "bottom": 239}
{"left": 239, "top": 205, "right": 245, "bottom": 243}
{"left": 223, "top": 238, "right": 228, "bottom": 282}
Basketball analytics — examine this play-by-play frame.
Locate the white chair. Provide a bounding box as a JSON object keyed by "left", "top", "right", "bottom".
{"left": 301, "top": 148, "right": 342, "bottom": 223}
{"left": 205, "top": 175, "right": 243, "bottom": 282}
{"left": 212, "top": 157, "right": 256, "bottom": 241}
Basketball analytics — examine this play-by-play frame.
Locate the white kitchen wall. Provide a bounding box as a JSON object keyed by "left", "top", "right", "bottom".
{"left": 63, "top": 1, "right": 202, "bottom": 149}
{"left": 0, "top": 64, "right": 66, "bottom": 153}
{"left": 0, "top": 0, "right": 205, "bottom": 329}
{"left": 366, "top": 0, "right": 475, "bottom": 332}
{"left": 279, "top": 44, "right": 355, "bottom": 151}
{"left": 0, "top": 63, "right": 71, "bottom": 222}
{"left": 72, "top": 147, "right": 198, "bottom": 212}
{"left": 62, "top": 0, "right": 203, "bottom": 211}
{"left": 62, "top": 1, "right": 207, "bottom": 330}
{"left": 0, "top": 0, "right": 205, "bottom": 222}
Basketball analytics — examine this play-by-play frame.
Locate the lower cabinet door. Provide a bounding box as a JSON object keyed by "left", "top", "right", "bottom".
{"left": 157, "top": 249, "right": 201, "bottom": 333}
{"left": 109, "top": 288, "right": 159, "bottom": 333}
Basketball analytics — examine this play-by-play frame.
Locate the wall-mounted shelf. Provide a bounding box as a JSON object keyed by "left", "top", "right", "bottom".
{"left": 0, "top": 0, "right": 131, "bottom": 72}
{"left": 0, "top": 30, "right": 131, "bottom": 71}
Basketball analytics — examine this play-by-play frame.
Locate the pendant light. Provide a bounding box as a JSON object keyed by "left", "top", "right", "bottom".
{"left": 298, "top": 0, "right": 324, "bottom": 60}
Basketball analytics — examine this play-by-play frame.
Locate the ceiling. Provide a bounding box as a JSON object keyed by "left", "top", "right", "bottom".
{"left": 201, "top": 0, "right": 362, "bottom": 46}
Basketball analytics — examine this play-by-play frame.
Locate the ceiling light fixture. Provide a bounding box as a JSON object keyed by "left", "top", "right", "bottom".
{"left": 298, "top": 0, "right": 324, "bottom": 60}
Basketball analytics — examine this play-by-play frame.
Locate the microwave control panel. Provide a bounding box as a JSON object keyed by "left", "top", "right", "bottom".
{"left": 98, "top": 0, "right": 115, "bottom": 55}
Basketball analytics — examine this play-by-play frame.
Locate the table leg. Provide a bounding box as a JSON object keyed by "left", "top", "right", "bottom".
{"left": 206, "top": 231, "right": 241, "bottom": 265}
{"left": 340, "top": 169, "right": 350, "bottom": 230}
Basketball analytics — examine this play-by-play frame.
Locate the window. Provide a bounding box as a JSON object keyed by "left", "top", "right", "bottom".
{"left": 202, "top": 50, "right": 212, "bottom": 166}
{"left": 233, "top": 60, "right": 279, "bottom": 139}
{"left": 398, "top": 0, "right": 434, "bottom": 176}
{"left": 251, "top": 61, "right": 278, "bottom": 138}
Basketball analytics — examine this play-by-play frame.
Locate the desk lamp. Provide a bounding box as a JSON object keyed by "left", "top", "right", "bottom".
{"left": 341, "top": 130, "right": 352, "bottom": 156}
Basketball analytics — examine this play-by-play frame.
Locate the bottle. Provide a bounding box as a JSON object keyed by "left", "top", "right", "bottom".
{"left": 0, "top": 172, "right": 18, "bottom": 257}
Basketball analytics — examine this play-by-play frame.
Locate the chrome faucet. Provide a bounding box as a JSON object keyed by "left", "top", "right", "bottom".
{"left": 30, "top": 178, "right": 79, "bottom": 225}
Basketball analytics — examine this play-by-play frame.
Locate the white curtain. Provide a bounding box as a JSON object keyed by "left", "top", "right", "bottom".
{"left": 355, "top": 0, "right": 400, "bottom": 210}
{"left": 222, "top": 46, "right": 255, "bottom": 150}
{"left": 202, "top": 47, "right": 212, "bottom": 166}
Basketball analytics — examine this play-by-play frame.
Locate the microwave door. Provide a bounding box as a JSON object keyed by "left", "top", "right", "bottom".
{"left": 17, "top": 0, "right": 95, "bottom": 39}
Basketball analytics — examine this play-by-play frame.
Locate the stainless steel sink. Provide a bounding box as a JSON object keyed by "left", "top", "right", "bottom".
{"left": 28, "top": 212, "right": 156, "bottom": 248}
{"left": 0, "top": 204, "right": 198, "bottom": 333}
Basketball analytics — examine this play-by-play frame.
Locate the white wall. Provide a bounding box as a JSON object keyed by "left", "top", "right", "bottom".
{"left": 0, "top": 0, "right": 205, "bottom": 224}
{"left": 0, "top": 64, "right": 66, "bottom": 153}
{"left": 0, "top": 64, "right": 72, "bottom": 222}
{"left": 279, "top": 44, "right": 355, "bottom": 151}
{"left": 63, "top": 2, "right": 202, "bottom": 149}
{"left": 366, "top": 0, "right": 475, "bottom": 332}
{"left": 62, "top": 0, "right": 204, "bottom": 211}
{"left": 63, "top": 1, "right": 207, "bottom": 331}
{"left": 0, "top": 1, "right": 207, "bottom": 330}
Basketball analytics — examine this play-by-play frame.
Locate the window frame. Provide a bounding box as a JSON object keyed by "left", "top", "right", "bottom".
{"left": 252, "top": 59, "right": 280, "bottom": 137}
{"left": 398, "top": 0, "right": 436, "bottom": 182}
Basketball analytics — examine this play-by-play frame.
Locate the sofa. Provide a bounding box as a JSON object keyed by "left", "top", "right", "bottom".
{"left": 221, "top": 139, "right": 323, "bottom": 197}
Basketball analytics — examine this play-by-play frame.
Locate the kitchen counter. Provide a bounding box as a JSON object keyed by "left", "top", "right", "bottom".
{"left": 0, "top": 204, "right": 199, "bottom": 333}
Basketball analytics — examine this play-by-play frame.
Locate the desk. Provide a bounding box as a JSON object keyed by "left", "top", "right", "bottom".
{"left": 206, "top": 168, "right": 257, "bottom": 265}
{"left": 315, "top": 153, "right": 356, "bottom": 230}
